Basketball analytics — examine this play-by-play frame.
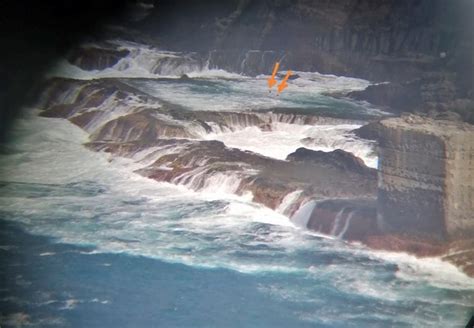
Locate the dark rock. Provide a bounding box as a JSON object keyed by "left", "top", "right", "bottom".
{"left": 306, "top": 198, "right": 378, "bottom": 241}
{"left": 348, "top": 81, "right": 422, "bottom": 114}
{"left": 86, "top": 137, "right": 377, "bottom": 212}
{"left": 259, "top": 123, "right": 272, "bottom": 131}
{"left": 37, "top": 75, "right": 474, "bottom": 276}
{"left": 286, "top": 147, "right": 375, "bottom": 177}
{"left": 442, "top": 239, "right": 474, "bottom": 277}
{"left": 38, "top": 77, "right": 143, "bottom": 111}
{"left": 133, "top": 0, "right": 474, "bottom": 123}
{"left": 39, "top": 77, "right": 367, "bottom": 139}
{"left": 377, "top": 115, "right": 474, "bottom": 242}
{"left": 90, "top": 109, "right": 203, "bottom": 142}
{"left": 364, "top": 234, "right": 447, "bottom": 257}
{"left": 67, "top": 46, "right": 130, "bottom": 71}
{"left": 142, "top": 0, "right": 473, "bottom": 84}
{"left": 348, "top": 73, "right": 474, "bottom": 123}
{"left": 276, "top": 73, "right": 300, "bottom": 80}
{"left": 427, "top": 110, "right": 462, "bottom": 122}
{"left": 352, "top": 121, "right": 383, "bottom": 141}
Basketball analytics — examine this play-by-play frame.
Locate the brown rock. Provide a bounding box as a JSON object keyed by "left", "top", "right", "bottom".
{"left": 67, "top": 46, "right": 130, "bottom": 71}
{"left": 364, "top": 234, "right": 447, "bottom": 257}
{"left": 286, "top": 147, "right": 375, "bottom": 177}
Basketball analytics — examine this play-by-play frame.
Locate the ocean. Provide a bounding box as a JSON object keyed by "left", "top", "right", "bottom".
{"left": 0, "top": 40, "right": 473, "bottom": 327}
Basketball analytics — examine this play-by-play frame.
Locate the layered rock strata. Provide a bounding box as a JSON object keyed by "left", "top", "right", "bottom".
{"left": 297, "top": 115, "right": 474, "bottom": 276}
{"left": 38, "top": 77, "right": 376, "bottom": 215}
{"left": 37, "top": 76, "right": 474, "bottom": 276}
{"left": 377, "top": 115, "right": 474, "bottom": 241}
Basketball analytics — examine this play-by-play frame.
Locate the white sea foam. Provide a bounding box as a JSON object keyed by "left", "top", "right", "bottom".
{"left": 205, "top": 123, "right": 377, "bottom": 168}
{"left": 276, "top": 190, "right": 303, "bottom": 216}
{"left": 1, "top": 78, "right": 473, "bottom": 328}
{"left": 49, "top": 40, "right": 372, "bottom": 94}
{"left": 337, "top": 211, "right": 354, "bottom": 239}
{"left": 367, "top": 250, "right": 474, "bottom": 291}
{"left": 49, "top": 40, "right": 246, "bottom": 81}
{"left": 48, "top": 40, "right": 382, "bottom": 120}
{"left": 124, "top": 76, "right": 377, "bottom": 114}
{"left": 0, "top": 112, "right": 298, "bottom": 271}
{"left": 3, "top": 112, "right": 468, "bottom": 285}
{"left": 258, "top": 70, "right": 370, "bottom": 94}
{"left": 290, "top": 200, "right": 317, "bottom": 228}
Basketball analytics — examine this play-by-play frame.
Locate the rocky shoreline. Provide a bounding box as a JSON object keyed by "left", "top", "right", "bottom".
{"left": 39, "top": 77, "right": 376, "bottom": 210}
{"left": 135, "top": 0, "right": 473, "bottom": 124}
{"left": 37, "top": 73, "right": 474, "bottom": 277}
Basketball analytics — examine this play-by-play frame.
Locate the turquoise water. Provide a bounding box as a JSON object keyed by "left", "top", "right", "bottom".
{"left": 0, "top": 220, "right": 403, "bottom": 328}
{"left": 0, "top": 109, "right": 472, "bottom": 327}
{"left": 124, "top": 77, "right": 384, "bottom": 119}
{"left": 1, "top": 53, "right": 474, "bottom": 328}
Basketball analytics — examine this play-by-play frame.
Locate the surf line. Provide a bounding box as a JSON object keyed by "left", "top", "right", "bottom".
{"left": 267, "top": 62, "right": 293, "bottom": 95}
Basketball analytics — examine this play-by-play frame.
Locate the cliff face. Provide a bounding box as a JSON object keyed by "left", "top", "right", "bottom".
{"left": 141, "top": 0, "right": 472, "bottom": 82}
{"left": 305, "top": 115, "right": 474, "bottom": 276}
{"left": 377, "top": 115, "right": 474, "bottom": 242}
{"left": 135, "top": 0, "right": 473, "bottom": 121}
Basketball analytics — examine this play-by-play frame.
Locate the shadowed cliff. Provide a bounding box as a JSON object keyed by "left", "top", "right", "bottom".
{"left": 139, "top": 0, "right": 473, "bottom": 121}
{"left": 141, "top": 0, "right": 472, "bottom": 79}
{"left": 0, "top": 0, "right": 134, "bottom": 142}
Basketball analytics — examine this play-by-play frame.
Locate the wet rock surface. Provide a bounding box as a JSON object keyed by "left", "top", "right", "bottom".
{"left": 377, "top": 115, "right": 474, "bottom": 240}
{"left": 136, "top": 0, "right": 473, "bottom": 123}
{"left": 287, "top": 147, "right": 375, "bottom": 177}
{"left": 375, "top": 115, "right": 474, "bottom": 274}
{"left": 348, "top": 74, "right": 474, "bottom": 123}
{"left": 298, "top": 114, "right": 474, "bottom": 276}
{"left": 352, "top": 121, "right": 383, "bottom": 141}
{"left": 38, "top": 76, "right": 376, "bottom": 207}
{"left": 305, "top": 198, "right": 378, "bottom": 241}
{"left": 37, "top": 76, "right": 474, "bottom": 277}
{"left": 67, "top": 46, "right": 130, "bottom": 71}
{"left": 142, "top": 1, "right": 472, "bottom": 80}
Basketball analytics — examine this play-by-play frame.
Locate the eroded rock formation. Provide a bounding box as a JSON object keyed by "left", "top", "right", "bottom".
{"left": 296, "top": 115, "right": 474, "bottom": 276}
{"left": 134, "top": 0, "right": 473, "bottom": 122}
{"left": 67, "top": 45, "right": 130, "bottom": 71}
{"left": 287, "top": 147, "right": 375, "bottom": 177}
{"left": 38, "top": 77, "right": 376, "bottom": 215}
{"left": 37, "top": 75, "right": 474, "bottom": 276}
{"left": 348, "top": 74, "right": 474, "bottom": 123}
{"left": 377, "top": 114, "right": 474, "bottom": 241}
{"left": 142, "top": 1, "right": 472, "bottom": 80}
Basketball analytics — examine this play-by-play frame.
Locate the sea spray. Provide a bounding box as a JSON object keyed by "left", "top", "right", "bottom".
{"left": 290, "top": 200, "right": 317, "bottom": 228}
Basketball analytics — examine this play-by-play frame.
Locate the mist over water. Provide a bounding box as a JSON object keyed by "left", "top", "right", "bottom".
{"left": 1, "top": 41, "right": 473, "bottom": 327}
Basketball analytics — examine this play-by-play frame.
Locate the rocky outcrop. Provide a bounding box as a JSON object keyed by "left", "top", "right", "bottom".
{"left": 141, "top": 0, "right": 472, "bottom": 81}
{"left": 372, "top": 115, "right": 474, "bottom": 275}
{"left": 36, "top": 75, "right": 474, "bottom": 276}
{"left": 305, "top": 199, "right": 378, "bottom": 241}
{"left": 89, "top": 109, "right": 204, "bottom": 141}
{"left": 298, "top": 114, "right": 474, "bottom": 276}
{"left": 136, "top": 0, "right": 473, "bottom": 123}
{"left": 348, "top": 73, "right": 474, "bottom": 123}
{"left": 442, "top": 239, "right": 474, "bottom": 277}
{"left": 377, "top": 114, "right": 474, "bottom": 241}
{"left": 87, "top": 138, "right": 376, "bottom": 211}
{"left": 38, "top": 77, "right": 371, "bottom": 138}
{"left": 38, "top": 76, "right": 377, "bottom": 213}
{"left": 352, "top": 121, "right": 383, "bottom": 141}
{"left": 348, "top": 81, "right": 422, "bottom": 114}
{"left": 287, "top": 147, "right": 375, "bottom": 177}
{"left": 67, "top": 45, "right": 130, "bottom": 71}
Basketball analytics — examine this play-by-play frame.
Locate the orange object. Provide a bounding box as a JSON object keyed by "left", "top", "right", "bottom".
{"left": 267, "top": 62, "right": 280, "bottom": 89}
{"left": 277, "top": 70, "right": 292, "bottom": 93}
